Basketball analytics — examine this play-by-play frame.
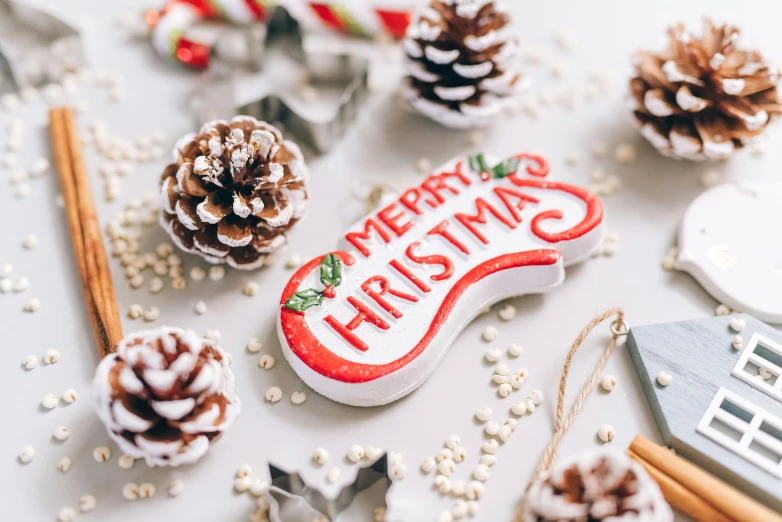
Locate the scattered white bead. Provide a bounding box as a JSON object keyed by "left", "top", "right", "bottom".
{"left": 118, "top": 454, "right": 135, "bottom": 469}
{"left": 313, "top": 447, "right": 329, "bottom": 466}
{"left": 565, "top": 149, "right": 581, "bottom": 166}
{"left": 249, "top": 479, "right": 269, "bottom": 496}
{"left": 421, "top": 457, "right": 436, "bottom": 474}
{"left": 22, "top": 233, "right": 38, "bottom": 250}
{"left": 243, "top": 281, "right": 259, "bottom": 296}
{"left": 494, "top": 363, "right": 510, "bottom": 376}
{"left": 475, "top": 407, "right": 492, "bottom": 422}
{"left": 247, "top": 338, "right": 263, "bottom": 353}
{"left": 189, "top": 266, "right": 206, "bottom": 281}
{"left": 482, "top": 326, "right": 498, "bottom": 342}
{"left": 715, "top": 304, "right": 731, "bottom": 316}
{"left": 451, "top": 480, "right": 466, "bottom": 497}
{"left": 234, "top": 476, "right": 252, "bottom": 492}
{"left": 656, "top": 371, "right": 672, "bottom": 386}
{"left": 291, "top": 391, "right": 307, "bottom": 405}
{"left": 390, "top": 462, "right": 407, "bottom": 480}
{"left": 451, "top": 499, "right": 468, "bottom": 519}
{"left": 465, "top": 481, "right": 485, "bottom": 501}
{"left": 80, "top": 494, "right": 97, "bottom": 512}
{"left": 484, "top": 422, "right": 500, "bottom": 436}
{"left": 22, "top": 354, "right": 38, "bottom": 370}
{"left": 759, "top": 368, "right": 773, "bottom": 380}
{"left": 148, "top": 277, "right": 164, "bottom": 294}
{"left": 24, "top": 298, "right": 41, "bottom": 312}
{"left": 498, "top": 383, "right": 512, "bottom": 398}
{"left": 437, "top": 511, "right": 454, "bottom": 522}
{"left": 58, "top": 506, "right": 76, "bottom": 522}
{"left": 498, "top": 304, "right": 516, "bottom": 321}
{"left": 732, "top": 335, "right": 743, "bottom": 350}
{"left": 93, "top": 446, "right": 111, "bottom": 462}
{"left": 143, "top": 306, "right": 160, "bottom": 322}
{"left": 127, "top": 304, "right": 143, "bottom": 320}
{"left": 62, "top": 388, "right": 78, "bottom": 403}
{"left": 13, "top": 277, "right": 29, "bottom": 292}
{"left": 436, "top": 448, "right": 453, "bottom": 462}
{"left": 511, "top": 401, "right": 527, "bottom": 416}
{"left": 347, "top": 444, "right": 366, "bottom": 463}
{"left": 498, "top": 425, "right": 513, "bottom": 442}
{"left": 416, "top": 157, "right": 433, "bottom": 174}
{"left": 194, "top": 300, "right": 207, "bottom": 315}
{"left": 598, "top": 424, "right": 616, "bottom": 442}
{"left": 208, "top": 265, "right": 225, "bottom": 281}
{"left": 0, "top": 263, "right": 12, "bottom": 278}
{"left": 481, "top": 440, "right": 498, "bottom": 454}
{"left": 466, "top": 501, "right": 479, "bottom": 516}
{"left": 480, "top": 454, "right": 497, "bottom": 467}
{"left": 0, "top": 278, "right": 11, "bottom": 293}
{"left": 472, "top": 463, "right": 490, "bottom": 482}
{"left": 600, "top": 375, "right": 617, "bottom": 391}
{"left": 204, "top": 329, "right": 221, "bottom": 341}
{"left": 484, "top": 348, "right": 501, "bottom": 362}
{"left": 259, "top": 354, "right": 275, "bottom": 369}
{"left": 265, "top": 386, "right": 282, "bottom": 403}
{"left": 122, "top": 482, "right": 139, "bottom": 500}
{"left": 42, "top": 394, "right": 58, "bottom": 409}
{"left": 437, "top": 459, "right": 456, "bottom": 477}
{"left": 452, "top": 446, "right": 467, "bottom": 463}
{"left": 285, "top": 254, "right": 302, "bottom": 269}
{"left": 139, "top": 483, "right": 156, "bottom": 499}
{"left": 508, "top": 343, "right": 523, "bottom": 357}
{"left": 729, "top": 317, "right": 746, "bottom": 332}
{"left": 57, "top": 456, "right": 72, "bottom": 472}
{"left": 45, "top": 349, "right": 61, "bottom": 364}
{"left": 236, "top": 463, "right": 253, "bottom": 478}
{"left": 53, "top": 426, "right": 70, "bottom": 441}
{"left": 505, "top": 418, "right": 518, "bottom": 431}
{"left": 19, "top": 445, "right": 35, "bottom": 463}
{"left": 529, "top": 389, "right": 544, "bottom": 405}
{"left": 326, "top": 467, "right": 341, "bottom": 483}
{"left": 492, "top": 374, "right": 508, "bottom": 385}
{"left": 445, "top": 435, "right": 461, "bottom": 450}
{"left": 434, "top": 474, "right": 451, "bottom": 494}
{"left": 168, "top": 479, "right": 185, "bottom": 497}
{"left": 701, "top": 169, "right": 724, "bottom": 188}
{"left": 525, "top": 398, "right": 536, "bottom": 413}
{"left": 614, "top": 143, "right": 637, "bottom": 164}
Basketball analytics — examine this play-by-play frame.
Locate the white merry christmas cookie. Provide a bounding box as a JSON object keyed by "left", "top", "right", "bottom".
{"left": 277, "top": 153, "right": 605, "bottom": 406}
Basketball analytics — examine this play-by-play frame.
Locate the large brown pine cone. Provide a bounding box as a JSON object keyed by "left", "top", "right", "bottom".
{"left": 631, "top": 19, "right": 781, "bottom": 161}
{"left": 160, "top": 116, "right": 309, "bottom": 270}
{"left": 94, "top": 326, "right": 241, "bottom": 467}
{"left": 402, "top": 0, "right": 521, "bottom": 128}
{"left": 524, "top": 450, "right": 673, "bottom": 522}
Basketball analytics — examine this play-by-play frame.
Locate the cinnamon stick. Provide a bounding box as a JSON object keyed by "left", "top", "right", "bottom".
{"left": 49, "top": 107, "right": 123, "bottom": 358}
{"left": 630, "top": 435, "right": 782, "bottom": 522}
{"left": 627, "top": 449, "right": 734, "bottom": 522}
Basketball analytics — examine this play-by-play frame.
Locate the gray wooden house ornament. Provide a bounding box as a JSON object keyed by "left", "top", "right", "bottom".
{"left": 627, "top": 314, "right": 782, "bottom": 512}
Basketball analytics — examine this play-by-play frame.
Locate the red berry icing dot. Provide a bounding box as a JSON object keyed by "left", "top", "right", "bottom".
{"left": 323, "top": 285, "right": 336, "bottom": 299}
{"left": 480, "top": 171, "right": 491, "bottom": 181}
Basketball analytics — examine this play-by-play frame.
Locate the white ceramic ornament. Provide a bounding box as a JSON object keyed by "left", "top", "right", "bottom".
{"left": 675, "top": 183, "right": 782, "bottom": 323}
{"left": 277, "top": 153, "right": 605, "bottom": 406}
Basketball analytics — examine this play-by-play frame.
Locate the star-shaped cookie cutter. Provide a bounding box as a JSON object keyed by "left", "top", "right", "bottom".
{"left": 265, "top": 453, "right": 391, "bottom": 521}
{"left": 190, "top": 6, "right": 369, "bottom": 154}
{"left": 0, "top": 0, "right": 84, "bottom": 91}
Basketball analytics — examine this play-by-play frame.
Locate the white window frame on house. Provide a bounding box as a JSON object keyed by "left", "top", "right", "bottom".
{"left": 696, "top": 388, "right": 782, "bottom": 478}
{"left": 731, "top": 333, "right": 782, "bottom": 403}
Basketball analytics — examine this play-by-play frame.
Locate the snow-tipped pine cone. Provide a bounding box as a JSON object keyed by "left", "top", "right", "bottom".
{"left": 160, "top": 116, "right": 309, "bottom": 270}
{"left": 524, "top": 450, "right": 673, "bottom": 522}
{"left": 402, "top": 0, "right": 521, "bottom": 128}
{"left": 631, "top": 19, "right": 781, "bottom": 161}
{"left": 94, "top": 326, "right": 241, "bottom": 467}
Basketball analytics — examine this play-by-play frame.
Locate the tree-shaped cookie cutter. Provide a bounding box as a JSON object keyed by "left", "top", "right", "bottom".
{"left": 0, "top": 0, "right": 84, "bottom": 91}
{"left": 190, "top": 5, "right": 369, "bottom": 154}
{"left": 265, "top": 454, "right": 391, "bottom": 521}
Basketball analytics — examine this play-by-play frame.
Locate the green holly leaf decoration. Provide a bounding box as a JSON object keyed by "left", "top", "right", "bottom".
{"left": 284, "top": 289, "right": 324, "bottom": 312}
{"left": 468, "top": 153, "right": 490, "bottom": 173}
{"left": 320, "top": 254, "right": 343, "bottom": 287}
{"left": 491, "top": 158, "right": 520, "bottom": 178}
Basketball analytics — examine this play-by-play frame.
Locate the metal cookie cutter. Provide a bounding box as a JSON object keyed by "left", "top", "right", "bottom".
{"left": 0, "top": 0, "right": 84, "bottom": 92}
{"left": 266, "top": 454, "right": 391, "bottom": 522}
{"left": 190, "top": 6, "right": 369, "bottom": 154}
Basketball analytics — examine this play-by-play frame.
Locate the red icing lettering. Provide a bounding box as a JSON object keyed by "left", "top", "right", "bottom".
{"left": 361, "top": 275, "right": 418, "bottom": 319}
{"left": 406, "top": 241, "right": 454, "bottom": 282}
{"left": 513, "top": 153, "right": 549, "bottom": 178}
{"left": 421, "top": 161, "right": 470, "bottom": 207}
{"left": 377, "top": 203, "right": 414, "bottom": 237}
{"left": 493, "top": 186, "right": 540, "bottom": 223}
{"left": 428, "top": 220, "right": 471, "bottom": 255}
{"left": 399, "top": 187, "right": 425, "bottom": 215}
{"left": 345, "top": 218, "right": 391, "bottom": 258}
{"left": 323, "top": 296, "right": 390, "bottom": 352}
{"left": 389, "top": 259, "right": 431, "bottom": 294}
{"left": 454, "top": 197, "right": 516, "bottom": 245}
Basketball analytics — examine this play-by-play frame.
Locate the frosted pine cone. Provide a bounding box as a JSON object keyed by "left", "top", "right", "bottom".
{"left": 402, "top": 0, "right": 521, "bottom": 128}
{"left": 160, "top": 116, "right": 309, "bottom": 270}
{"left": 94, "top": 326, "right": 241, "bottom": 467}
{"left": 524, "top": 450, "right": 673, "bottom": 522}
{"left": 631, "top": 19, "right": 781, "bottom": 160}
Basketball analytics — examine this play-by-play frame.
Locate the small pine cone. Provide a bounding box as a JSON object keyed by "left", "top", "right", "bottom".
{"left": 160, "top": 116, "right": 309, "bottom": 270}
{"left": 402, "top": 0, "right": 521, "bottom": 128}
{"left": 94, "top": 326, "right": 241, "bottom": 467}
{"left": 631, "top": 19, "right": 781, "bottom": 161}
{"left": 524, "top": 450, "right": 673, "bottom": 522}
